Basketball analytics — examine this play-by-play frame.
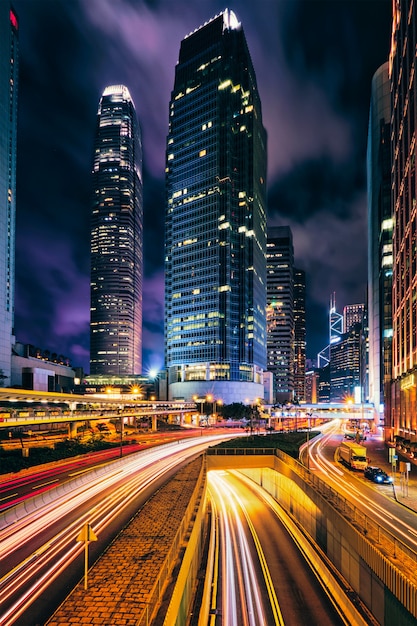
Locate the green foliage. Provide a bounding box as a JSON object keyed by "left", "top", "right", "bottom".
{"left": 218, "top": 402, "right": 252, "bottom": 420}
{"left": 210, "top": 432, "right": 320, "bottom": 459}
{"left": 0, "top": 438, "right": 119, "bottom": 475}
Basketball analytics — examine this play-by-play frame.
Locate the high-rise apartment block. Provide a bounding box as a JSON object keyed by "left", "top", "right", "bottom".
{"left": 390, "top": 0, "right": 417, "bottom": 442}
{"left": 0, "top": 3, "right": 18, "bottom": 385}
{"left": 164, "top": 10, "right": 267, "bottom": 403}
{"left": 90, "top": 85, "right": 143, "bottom": 376}
{"left": 266, "top": 226, "right": 294, "bottom": 403}
{"left": 367, "top": 62, "right": 392, "bottom": 422}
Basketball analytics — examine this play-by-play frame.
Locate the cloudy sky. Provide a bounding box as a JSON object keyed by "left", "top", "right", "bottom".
{"left": 12, "top": 0, "right": 392, "bottom": 375}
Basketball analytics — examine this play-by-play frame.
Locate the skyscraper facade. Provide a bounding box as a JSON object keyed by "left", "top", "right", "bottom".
{"left": 90, "top": 85, "right": 143, "bottom": 376}
{"left": 390, "top": 0, "right": 417, "bottom": 442}
{"left": 330, "top": 323, "right": 362, "bottom": 402}
{"left": 367, "top": 62, "right": 393, "bottom": 422}
{"left": 0, "top": 4, "right": 18, "bottom": 384}
{"left": 165, "top": 10, "right": 267, "bottom": 404}
{"left": 293, "top": 268, "right": 306, "bottom": 402}
{"left": 266, "top": 226, "right": 294, "bottom": 404}
{"left": 367, "top": 62, "right": 392, "bottom": 426}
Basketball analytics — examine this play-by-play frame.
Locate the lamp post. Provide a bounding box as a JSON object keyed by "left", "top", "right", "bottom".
{"left": 118, "top": 407, "right": 124, "bottom": 458}
{"left": 306, "top": 411, "right": 312, "bottom": 470}
{"left": 193, "top": 395, "right": 204, "bottom": 425}
{"left": 215, "top": 399, "right": 223, "bottom": 424}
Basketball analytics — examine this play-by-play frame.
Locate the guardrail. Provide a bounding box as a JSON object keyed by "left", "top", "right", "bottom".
{"left": 208, "top": 446, "right": 417, "bottom": 582}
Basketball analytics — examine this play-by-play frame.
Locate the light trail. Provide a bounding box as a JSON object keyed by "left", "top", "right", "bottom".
{"left": 304, "top": 424, "right": 417, "bottom": 558}
{"left": 209, "top": 471, "right": 283, "bottom": 626}
{"left": 0, "top": 434, "right": 232, "bottom": 625}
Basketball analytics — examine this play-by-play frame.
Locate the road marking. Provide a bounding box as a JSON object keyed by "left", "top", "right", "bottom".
{"left": 0, "top": 492, "right": 18, "bottom": 502}
{"left": 32, "top": 479, "right": 59, "bottom": 489}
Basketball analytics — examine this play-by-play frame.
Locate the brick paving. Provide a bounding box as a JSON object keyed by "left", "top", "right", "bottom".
{"left": 46, "top": 456, "right": 204, "bottom": 626}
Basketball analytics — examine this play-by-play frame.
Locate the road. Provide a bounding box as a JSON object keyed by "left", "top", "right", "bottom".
{"left": 206, "top": 470, "right": 345, "bottom": 626}
{"left": 302, "top": 420, "right": 417, "bottom": 574}
{"left": 0, "top": 434, "right": 232, "bottom": 626}
{"left": 0, "top": 429, "right": 204, "bottom": 513}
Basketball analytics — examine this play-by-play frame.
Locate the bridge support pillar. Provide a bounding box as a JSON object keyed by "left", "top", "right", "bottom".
{"left": 179, "top": 412, "right": 185, "bottom": 426}
{"left": 151, "top": 415, "right": 158, "bottom": 431}
{"left": 68, "top": 422, "right": 77, "bottom": 439}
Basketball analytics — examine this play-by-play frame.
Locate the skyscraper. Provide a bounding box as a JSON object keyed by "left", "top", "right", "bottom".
{"left": 90, "top": 85, "right": 143, "bottom": 376}
{"left": 293, "top": 268, "right": 306, "bottom": 402}
{"left": 343, "top": 303, "right": 365, "bottom": 334}
{"left": 266, "top": 226, "right": 294, "bottom": 404}
{"left": 165, "top": 10, "right": 267, "bottom": 404}
{"left": 390, "top": 0, "right": 417, "bottom": 442}
{"left": 0, "top": 4, "right": 18, "bottom": 385}
{"left": 367, "top": 62, "right": 392, "bottom": 425}
{"left": 330, "top": 323, "right": 362, "bottom": 402}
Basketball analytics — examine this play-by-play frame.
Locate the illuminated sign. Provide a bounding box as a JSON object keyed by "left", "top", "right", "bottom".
{"left": 10, "top": 9, "right": 18, "bottom": 30}
{"left": 401, "top": 374, "right": 415, "bottom": 390}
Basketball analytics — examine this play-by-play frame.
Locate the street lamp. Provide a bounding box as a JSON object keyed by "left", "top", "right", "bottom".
{"left": 118, "top": 407, "right": 124, "bottom": 458}
{"left": 306, "top": 411, "right": 312, "bottom": 470}
{"left": 193, "top": 395, "right": 204, "bottom": 425}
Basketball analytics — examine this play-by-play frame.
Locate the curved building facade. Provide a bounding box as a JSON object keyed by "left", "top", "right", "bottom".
{"left": 90, "top": 85, "right": 143, "bottom": 376}
{"left": 165, "top": 10, "right": 267, "bottom": 404}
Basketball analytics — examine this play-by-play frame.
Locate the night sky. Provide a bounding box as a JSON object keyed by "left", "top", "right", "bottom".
{"left": 12, "top": 0, "right": 392, "bottom": 375}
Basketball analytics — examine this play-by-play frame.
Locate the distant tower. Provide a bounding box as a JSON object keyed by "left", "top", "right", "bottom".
{"left": 90, "top": 85, "right": 143, "bottom": 376}
{"left": 329, "top": 293, "right": 343, "bottom": 345}
{"left": 390, "top": 1, "right": 417, "bottom": 441}
{"left": 266, "top": 226, "right": 294, "bottom": 404}
{"left": 343, "top": 303, "right": 365, "bottom": 334}
{"left": 330, "top": 323, "right": 362, "bottom": 402}
{"left": 0, "top": 4, "right": 18, "bottom": 385}
{"left": 164, "top": 10, "right": 267, "bottom": 404}
{"left": 293, "top": 268, "right": 306, "bottom": 402}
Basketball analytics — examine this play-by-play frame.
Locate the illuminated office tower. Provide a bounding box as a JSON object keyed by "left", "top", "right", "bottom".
{"left": 0, "top": 4, "right": 18, "bottom": 384}
{"left": 367, "top": 62, "right": 392, "bottom": 425}
{"left": 266, "top": 226, "right": 294, "bottom": 404}
{"left": 165, "top": 10, "right": 267, "bottom": 403}
{"left": 390, "top": 0, "right": 417, "bottom": 441}
{"left": 329, "top": 293, "right": 343, "bottom": 345}
{"left": 90, "top": 85, "right": 143, "bottom": 376}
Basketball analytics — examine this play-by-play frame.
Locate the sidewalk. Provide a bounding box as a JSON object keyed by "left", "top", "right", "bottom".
{"left": 364, "top": 430, "right": 417, "bottom": 513}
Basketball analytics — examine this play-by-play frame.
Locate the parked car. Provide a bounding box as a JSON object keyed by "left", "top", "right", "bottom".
{"left": 364, "top": 466, "right": 393, "bottom": 484}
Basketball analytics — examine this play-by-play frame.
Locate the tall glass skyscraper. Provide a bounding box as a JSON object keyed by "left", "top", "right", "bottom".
{"left": 90, "top": 85, "right": 143, "bottom": 376}
{"left": 0, "top": 3, "right": 18, "bottom": 385}
{"left": 165, "top": 10, "right": 267, "bottom": 404}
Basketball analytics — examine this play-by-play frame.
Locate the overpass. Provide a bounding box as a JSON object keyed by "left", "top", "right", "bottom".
{"left": 0, "top": 387, "right": 196, "bottom": 434}
{"left": 0, "top": 387, "right": 378, "bottom": 436}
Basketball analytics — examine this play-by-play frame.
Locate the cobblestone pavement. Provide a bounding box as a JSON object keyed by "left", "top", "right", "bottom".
{"left": 46, "top": 456, "right": 203, "bottom": 626}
